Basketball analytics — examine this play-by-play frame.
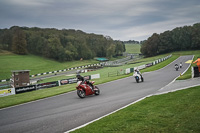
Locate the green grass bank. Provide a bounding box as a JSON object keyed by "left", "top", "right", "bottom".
{"left": 72, "top": 86, "right": 200, "bottom": 133}
{"left": 125, "top": 43, "right": 141, "bottom": 54}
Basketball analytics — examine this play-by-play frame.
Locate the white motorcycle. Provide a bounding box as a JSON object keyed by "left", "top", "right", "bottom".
{"left": 133, "top": 71, "right": 144, "bottom": 83}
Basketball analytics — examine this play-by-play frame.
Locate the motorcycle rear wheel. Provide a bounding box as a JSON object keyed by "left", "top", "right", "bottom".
{"left": 77, "top": 90, "right": 85, "bottom": 98}
{"left": 141, "top": 77, "right": 144, "bottom": 82}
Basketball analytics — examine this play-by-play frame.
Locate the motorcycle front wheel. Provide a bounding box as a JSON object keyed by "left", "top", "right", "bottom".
{"left": 94, "top": 86, "right": 100, "bottom": 95}
{"left": 135, "top": 76, "right": 139, "bottom": 83}
{"left": 77, "top": 90, "right": 85, "bottom": 98}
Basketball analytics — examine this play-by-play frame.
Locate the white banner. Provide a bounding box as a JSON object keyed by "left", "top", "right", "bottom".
{"left": 138, "top": 65, "right": 146, "bottom": 70}
{"left": 125, "top": 68, "right": 131, "bottom": 74}
{"left": 91, "top": 74, "right": 100, "bottom": 79}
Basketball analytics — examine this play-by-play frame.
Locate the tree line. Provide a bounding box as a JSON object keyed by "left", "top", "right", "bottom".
{"left": 141, "top": 23, "right": 200, "bottom": 57}
{"left": 0, "top": 26, "right": 125, "bottom": 61}
{"left": 123, "top": 40, "right": 140, "bottom": 44}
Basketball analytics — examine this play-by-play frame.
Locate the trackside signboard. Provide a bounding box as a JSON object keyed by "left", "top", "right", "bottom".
{"left": 60, "top": 76, "right": 91, "bottom": 85}
{"left": 15, "top": 85, "right": 36, "bottom": 94}
{"left": 36, "top": 81, "right": 58, "bottom": 89}
{"left": 15, "top": 81, "right": 59, "bottom": 94}
{"left": 60, "top": 78, "right": 77, "bottom": 85}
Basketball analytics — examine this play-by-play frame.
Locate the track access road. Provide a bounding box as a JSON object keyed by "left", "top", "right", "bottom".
{"left": 0, "top": 55, "right": 193, "bottom": 133}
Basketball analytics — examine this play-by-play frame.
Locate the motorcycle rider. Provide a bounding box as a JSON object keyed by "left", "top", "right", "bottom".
{"left": 180, "top": 62, "right": 182, "bottom": 68}
{"left": 76, "top": 74, "right": 94, "bottom": 91}
{"left": 175, "top": 63, "right": 179, "bottom": 70}
{"left": 133, "top": 68, "right": 143, "bottom": 79}
{"left": 193, "top": 57, "right": 200, "bottom": 73}
{"left": 76, "top": 74, "right": 84, "bottom": 82}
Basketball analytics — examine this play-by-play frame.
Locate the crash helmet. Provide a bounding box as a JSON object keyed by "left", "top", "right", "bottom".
{"left": 76, "top": 73, "right": 80, "bottom": 78}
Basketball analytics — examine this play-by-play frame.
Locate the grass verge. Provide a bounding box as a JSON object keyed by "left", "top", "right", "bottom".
{"left": 71, "top": 86, "right": 200, "bottom": 133}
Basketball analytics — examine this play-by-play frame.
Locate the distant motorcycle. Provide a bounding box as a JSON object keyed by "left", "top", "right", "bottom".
{"left": 76, "top": 81, "right": 100, "bottom": 98}
{"left": 175, "top": 64, "right": 179, "bottom": 71}
{"left": 180, "top": 62, "right": 182, "bottom": 68}
{"left": 133, "top": 72, "right": 144, "bottom": 83}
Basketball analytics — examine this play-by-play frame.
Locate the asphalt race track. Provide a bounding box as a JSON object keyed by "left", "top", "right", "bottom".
{"left": 0, "top": 55, "right": 193, "bottom": 133}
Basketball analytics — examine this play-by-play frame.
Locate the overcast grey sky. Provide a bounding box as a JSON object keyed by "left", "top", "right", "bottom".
{"left": 0, "top": 0, "right": 200, "bottom": 41}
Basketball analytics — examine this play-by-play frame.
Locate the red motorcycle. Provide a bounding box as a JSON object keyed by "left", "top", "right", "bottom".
{"left": 76, "top": 81, "right": 100, "bottom": 98}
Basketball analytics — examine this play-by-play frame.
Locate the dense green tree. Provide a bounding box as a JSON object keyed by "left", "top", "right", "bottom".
{"left": 115, "top": 41, "right": 125, "bottom": 55}
{"left": 65, "top": 42, "right": 78, "bottom": 61}
{"left": 26, "top": 32, "right": 47, "bottom": 56}
{"left": 141, "top": 23, "right": 200, "bottom": 57}
{"left": 0, "top": 26, "right": 125, "bottom": 61}
{"left": 191, "top": 23, "right": 200, "bottom": 49}
{"left": 158, "top": 31, "right": 173, "bottom": 54}
{"left": 12, "top": 27, "right": 27, "bottom": 55}
{"left": 0, "top": 29, "right": 13, "bottom": 50}
{"left": 45, "top": 36, "right": 65, "bottom": 61}
{"left": 106, "top": 44, "right": 116, "bottom": 58}
{"left": 141, "top": 33, "right": 160, "bottom": 57}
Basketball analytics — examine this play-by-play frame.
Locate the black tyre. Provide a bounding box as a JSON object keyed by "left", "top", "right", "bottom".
{"left": 135, "top": 76, "right": 139, "bottom": 83}
{"left": 141, "top": 77, "right": 144, "bottom": 82}
{"left": 77, "top": 90, "right": 85, "bottom": 98}
{"left": 94, "top": 86, "right": 100, "bottom": 95}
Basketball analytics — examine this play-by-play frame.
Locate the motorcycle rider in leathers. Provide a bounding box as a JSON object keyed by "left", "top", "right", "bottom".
{"left": 76, "top": 74, "right": 94, "bottom": 91}
{"left": 193, "top": 57, "right": 200, "bottom": 73}
{"left": 134, "top": 69, "right": 143, "bottom": 79}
